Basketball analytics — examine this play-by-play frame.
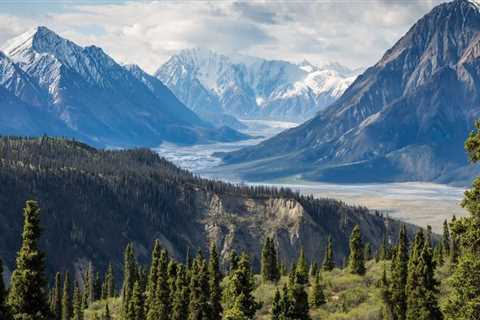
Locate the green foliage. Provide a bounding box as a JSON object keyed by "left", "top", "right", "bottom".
{"left": 261, "top": 237, "right": 280, "bottom": 283}
{"left": 295, "top": 248, "right": 309, "bottom": 285}
{"left": 223, "top": 253, "right": 260, "bottom": 319}
{"left": 61, "top": 272, "right": 72, "bottom": 320}
{"left": 126, "top": 281, "right": 144, "bottom": 320}
{"left": 389, "top": 225, "right": 409, "bottom": 320}
{"left": 310, "top": 271, "right": 326, "bottom": 307}
{"left": 7, "top": 200, "right": 51, "bottom": 320}
{"left": 171, "top": 266, "right": 189, "bottom": 320}
{"left": 72, "top": 284, "right": 84, "bottom": 320}
{"left": 442, "top": 220, "right": 451, "bottom": 258}
{"left": 121, "top": 243, "right": 138, "bottom": 319}
{"left": 209, "top": 244, "right": 223, "bottom": 320}
{"left": 323, "top": 236, "right": 335, "bottom": 271}
{"left": 188, "top": 253, "right": 210, "bottom": 320}
{"left": 0, "top": 257, "right": 9, "bottom": 320}
{"left": 51, "top": 272, "right": 62, "bottom": 320}
{"left": 102, "top": 264, "right": 115, "bottom": 300}
{"left": 348, "top": 225, "right": 366, "bottom": 276}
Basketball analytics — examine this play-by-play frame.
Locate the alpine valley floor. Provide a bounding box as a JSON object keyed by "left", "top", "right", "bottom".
{"left": 154, "top": 120, "right": 467, "bottom": 233}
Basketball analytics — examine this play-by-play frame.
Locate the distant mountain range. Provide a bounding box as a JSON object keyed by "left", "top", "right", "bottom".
{"left": 222, "top": 0, "right": 480, "bottom": 186}
{"left": 0, "top": 27, "right": 248, "bottom": 147}
{"left": 155, "top": 48, "right": 358, "bottom": 124}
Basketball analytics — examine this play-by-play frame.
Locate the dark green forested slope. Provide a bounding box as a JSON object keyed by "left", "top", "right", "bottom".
{"left": 0, "top": 136, "right": 410, "bottom": 282}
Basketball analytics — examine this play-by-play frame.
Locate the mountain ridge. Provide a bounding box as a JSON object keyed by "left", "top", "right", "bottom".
{"left": 221, "top": 0, "right": 480, "bottom": 186}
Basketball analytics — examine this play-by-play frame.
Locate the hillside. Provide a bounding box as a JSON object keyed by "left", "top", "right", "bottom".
{"left": 221, "top": 0, "right": 480, "bottom": 186}
{"left": 0, "top": 136, "right": 411, "bottom": 282}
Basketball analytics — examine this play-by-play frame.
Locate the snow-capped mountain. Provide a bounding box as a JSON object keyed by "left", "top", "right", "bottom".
{"left": 0, "top": 27, "right": 248, "bottom": 147}
{"left": 222, "top": 0, "right": 480, "bottom": 185}
{"left": 155, "top": 48, "right": 358, "bottom": 123}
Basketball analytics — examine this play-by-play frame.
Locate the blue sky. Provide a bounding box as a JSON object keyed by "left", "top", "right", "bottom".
{"left": 0, "top": 0, "right": 444, "bottom": 72}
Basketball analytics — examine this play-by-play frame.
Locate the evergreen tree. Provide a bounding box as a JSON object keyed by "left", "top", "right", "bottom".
{"left": 188, "top": 253, "right": 210, "bottom": 320}
{"left": 127, "top": 281, "right": 145, "bottom": 320}
{"left": 442, "top": 219, "right": 450, "bottom": 259}
{"left": 389, "top": 225, "right": 409, "bottom": 320}
{"left": 287, "top": 269, "right": 310, "bottom": 320}
{"left": 51, "top": 272, "right": 62, "bottom": 320}
{"left": 222, "top": 253, "right": 260, "bottom": 319}
{"left": 122, "top": 243, "right": 138, "bottom": 319}
{"left": 309, "top": 271, "right": 326, "bottom": 307}
{"left": 7, "top": 200, "right": 50, "bottom": 320}
{"left": 72, "top": 284, "right": 83, "bottom": 320}
{"left": 94, "top": 272, "right": 101, "bottom": 301}
{"left": 171, "top": 266, "right": 189, "bottom": 320}
{"left": 147, "top": 249, "right": 170, "bottom": 320}
{"left": 209, "top": 244, "right": 223, "bottom": 320}
{"left": 145, "top": 240, "right": 161, "bottom": 315}
{"left": 61, "top": 272, "right": 72, "bottom": 320}
{"left": 279, "top": 284, "right": 290, "bottom": 319}
{"left": 443, "top": 121, "right": 480, "bottom": 319}
{"left": 295, "top": 248, "right": 309, "bottom": 285}
{"left": 102, "top": 264, "right": 115, "bottom": 300}
{"left": 348, "top": 225, "right": 366, "bottom": 275}
{"left": 261, "top": 238, "right": 280, "bottom": 283}
{"left": 405, "top": 230, "right": 441, "bottom": 320}
{"left": 364, "top": 243, "right": 372, "bottom": 261}
{"left": 229, "top": 251, "right": 239, "bottom": 272}
{"left": 309, "top": 262, "right": 318, "bottom": 278}
{"left": 323, "top": 236, "right": 335, "bottom": 271}
{"left": 271, "top": 289, "right": 281, "bottom": 320}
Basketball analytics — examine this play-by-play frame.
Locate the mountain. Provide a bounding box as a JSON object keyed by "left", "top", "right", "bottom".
{"left": 221, "top": 0, "right": 480, "bottom": 186}
{"left": 0, "top": 136, "right": 413, "bottom": 280}
{"left": 0, "top": 27, "right": 248, "bottom": 147}
{"left": 155, "top": 48, "right": 358, "bottom": 123}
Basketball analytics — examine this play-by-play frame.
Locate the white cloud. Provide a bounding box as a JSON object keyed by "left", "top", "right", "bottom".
{"left": 0, "top": 0, "right": 444, "bottom": 73}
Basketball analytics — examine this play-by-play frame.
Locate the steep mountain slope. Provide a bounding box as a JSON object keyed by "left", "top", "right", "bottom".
{"left": 155, "top": 48, "right": 357, "bottom": 123}
{"left": 0, "top": 136, "right": 411, "bottom": 280}
{"left": 0, "top": 27, "right": 247, "bottom": 147}
{"left": 222, "top": 0, "right": 480, "bottom": 185}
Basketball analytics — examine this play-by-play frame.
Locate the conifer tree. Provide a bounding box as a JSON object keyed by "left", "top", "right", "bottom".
{"left": 7, "top": 200, "right": 50, "bottom": 320}
{"left": 209, "top": 244, "right": 223, "bottom": 320}
{"left": 72, "top": 284, "right": 83, "bottom": 320}
{"left": 188, "top": 253, "right": 210, "bottom": 320}
{"left": 443, "top": 121, "right": 480, "bottom": 318}
{"left": 442, "top": 219, "right": 450, "bottom": 259}
{"left": 222, "top": 253, "right": 260, "bottom": 319}
{"left": 287, "top": 269, "right": 310, "bottom": 320}
{"left": 348, "top": 225, "right": 366, "bottom": 275}
{"left": 145, "top": 240, "right": 161, "bottom": 315}
{"left": 147, "top": 249, "right": 170, "bottom": 320}
{"left": 51, "top": 272, "right": 62, "bottom": 320}
{"left": 389, "top": 225, "right": 408, "bottom": 320}
{"left": 405, "top": 230, "right": 441, "bottom": 320}
{"left": 94, "top": 271, "right": 101, "bottom": 301}
{"left": 61, "top": 272, "right": 72, "bottom": 320}
{"left": 295, "top": 248, "right": 309, "bottom": 285}
{"left": 309, "top": 262, "right": 318, "bottom": 278}
{"left": 127, "top": 281, "right": 145, "bottom": 320}
{"left": 309, "top": 271, "right": 326, "bottom": 307}
{"left": 229, "top": 251, "right": 239, "bottom": 272}
{"left": 122, "top": 243, "right": 138, "bottom": 317}
{"left": 323, "top": 236, "right": 335, "bottom": 271}
{"left": 171, "top": 265, "right": 189, "bottom": 320}
{"left": 271, "top": 289, "right": 281, "bottom": 320}
{"left": 364, "top": 243, "right": 372, "bottom": 261}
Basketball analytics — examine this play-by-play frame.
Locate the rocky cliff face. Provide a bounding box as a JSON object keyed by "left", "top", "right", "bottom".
{"left": 222, "top": 0, "right": 480, "bottom": 186}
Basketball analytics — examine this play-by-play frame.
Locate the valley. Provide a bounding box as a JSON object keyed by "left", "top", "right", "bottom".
{"left": 153, "top": 120, "right": 467, "bottom": 232}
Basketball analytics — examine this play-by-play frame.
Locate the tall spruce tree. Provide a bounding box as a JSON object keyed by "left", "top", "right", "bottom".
{"left": 122, "top": 243, "right": 138, "bottom": 319}
{"left": 145, "top": 240, "right": 161, "bottom": 315}
{"left": 449, "top": 216, "right": 459, "bottom": 268}
{"left": 261, "top": 237, "right": 279, "bottom": 283}
{"left": 61, "top": 272, "right": 72, "bottom": 320}
{"left": 209, "top": 244, "right": 223, "bottom": 320}
{"left": 72, "top": 284, "right": 83, "bottom": 320}
{"left": 188, "top": 253, "right": 210, "bottom": 320}
{"left": 348, "top": 225, "right": 366, "bottom": 275}
{"left": 295, "top": 248, "right": 309, "bottom": 285}
{"left": 287, "top": 269, "right": 310, "bottom": 320}
{"left": 147, "top": 249, "right": 170, "bottom": 320}
{"left": 444, "top": 122, "right": 480, "bottom": 319}
{"left": 442, "top": 219, "right": 450, "bottom": 258}
{"left": 309, "top": 270, "right": 326, "bottom": 307}
{"left": 7, "top": 200, "right": 50, "bottom": 320}
{"left": 171, "top": 265, "right": 189, "bottom": 320}
{"left": 323, "top": 236, "right": 335, "bottom": 271}
{"left": 222, "top": 253, "right": 260, "bottom": 319}
{"left": 127, "top": 281, "right": 145, "bottom": 320}
{"left": 389, "top": 225, "right": 409, "bottom": 320}
{"left": 271, "top": 289, "right": 281, "bottom": 320}
{"left": 51, "top": 272, "right": 62, "bottom": 320}
{"left": 405, "top": 230, "right": 441, "bottom": 320}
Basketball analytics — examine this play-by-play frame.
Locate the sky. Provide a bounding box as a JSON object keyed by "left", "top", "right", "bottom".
{"left": 0, "top": 0, "right": 445, "bottom": 73}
